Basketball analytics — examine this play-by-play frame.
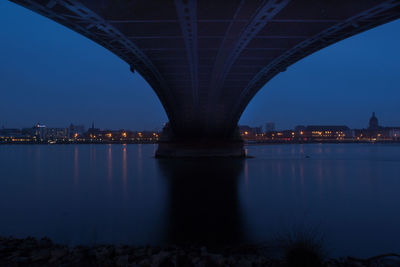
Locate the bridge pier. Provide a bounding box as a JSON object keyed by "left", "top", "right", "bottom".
{"left": 155, "top": 124, "right": 246, "bottom": 158}
{"left": 155, "top": 139, "right": 245, "bottom": 158}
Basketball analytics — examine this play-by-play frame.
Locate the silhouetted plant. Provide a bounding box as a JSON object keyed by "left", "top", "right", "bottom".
{"left": 277, "top": 226, "right": 326, "bottom": 267}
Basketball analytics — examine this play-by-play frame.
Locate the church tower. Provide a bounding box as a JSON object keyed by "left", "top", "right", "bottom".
{"left": 368, "top": 112, "right": 379, "bottom": 130}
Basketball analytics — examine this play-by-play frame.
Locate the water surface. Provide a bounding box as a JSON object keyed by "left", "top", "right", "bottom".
{"left": 0, "top": 143, "right": 399, "bottom": 257}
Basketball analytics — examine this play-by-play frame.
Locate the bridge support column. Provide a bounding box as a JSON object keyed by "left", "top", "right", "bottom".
{"left": 156, "top": 139, "right": 245, "bottom": 158}
{"left": 155, "top": 124, "right": 246, "bottom": 158}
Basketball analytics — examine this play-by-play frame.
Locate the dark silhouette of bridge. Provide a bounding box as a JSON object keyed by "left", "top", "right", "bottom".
{"left": 11, "top": 0, "right": 400, "bottom": 156}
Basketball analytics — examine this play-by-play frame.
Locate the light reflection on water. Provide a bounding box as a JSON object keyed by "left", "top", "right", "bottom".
{"left": 74, "top": 146, "right": 79, "bottom": 186}
{"left": 106, "top": 145, "right": 111, "bottom": 182}
{"left": 0, "top": 143, "right": 399, "bottom": 257}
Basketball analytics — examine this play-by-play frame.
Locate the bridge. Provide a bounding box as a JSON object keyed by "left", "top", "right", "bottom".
{"left": 10, "top": 0, "right": 400, "bottom": 157}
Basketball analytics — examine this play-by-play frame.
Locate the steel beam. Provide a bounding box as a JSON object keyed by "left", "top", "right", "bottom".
{"left": 206, "top": 0, "right": 290, "bottom": 133}
{"left": 228, "top": 0, "right": 400, "bottom": 132}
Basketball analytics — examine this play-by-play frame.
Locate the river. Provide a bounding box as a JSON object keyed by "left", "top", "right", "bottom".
{"left": 0, "top": 143, "right": 399, "bottom": 257}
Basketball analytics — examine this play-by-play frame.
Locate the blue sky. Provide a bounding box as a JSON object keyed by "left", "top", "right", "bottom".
{"left": 1, "top": 1, "right": 399, "bottom": 130}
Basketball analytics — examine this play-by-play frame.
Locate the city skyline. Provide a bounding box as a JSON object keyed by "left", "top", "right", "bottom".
{"left": 1, "top": 110, "right": 397, "bottom": 133}
{"left": 2, "top": 111, "right": 399, "bottom": 144}
{"left": 1, "top": 1, "right": 400, "bottom": 131}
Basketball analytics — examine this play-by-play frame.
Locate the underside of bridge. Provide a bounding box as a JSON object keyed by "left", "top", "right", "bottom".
{"left": 11, "top": 0, "right": 400, "bottom": 156}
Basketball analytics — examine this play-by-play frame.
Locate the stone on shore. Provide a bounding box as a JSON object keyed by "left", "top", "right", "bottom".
{"left": 0, "top": 236, "right": 399, "bottom": 267}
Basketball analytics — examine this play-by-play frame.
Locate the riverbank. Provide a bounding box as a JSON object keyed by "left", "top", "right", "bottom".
{"left": 1, "top": 236, "right": 399, "bottom": 266}
{"left": 244, "top": 140, "right": 400, "bottom": 145}
{"left": 2, "top": 139, "right": 400, "bottom": 145}
{"left": 0, "top": 140, "right": 157, "bottom": 145}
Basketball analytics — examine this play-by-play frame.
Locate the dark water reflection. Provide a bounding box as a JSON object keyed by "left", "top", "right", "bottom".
{"left": 157, "top": 158, "right": 244, "bottom": 247}
{"left": 0, "top": 144, "right": 400, "bottom": 257}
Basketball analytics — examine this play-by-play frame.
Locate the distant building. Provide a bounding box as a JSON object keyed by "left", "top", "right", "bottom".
{"left": 47, "top": 128, "right": 68, "bottom": 140}
{"left": 265, "top": 122, "right": 275, "bottom": 132}
{"left": 263, "top": 130, "right": 295, "bottom": 141}
{"left": 33, "top": 123, "right": 47, "bottom": 140}
{"left": 388, "top": 128, "right": 400, "bottom": 140}
{"left": 294, "top": 125, "right": 306, "bottom": 132}
{"left": 368, "top": 112, "right": 379, "bottom": 130}
{"left": 300, "top": 125, "right": 352, "bottom": 140}
{"left": 353, "top": 113, "right": 400, "bottom": 140}
{"left": 381, "top": 127, "right": 400, "bottom": 140}
{"left": 21, "top": 127, "right": 36, "bottom": 138}
{"left": 0, "top": 128, "right": 23, "bottom": 139}
{"left": 86, "top": 121, "right": 101, "bottom": 139}
{"left": 68, "top": 124, "right": 85, "bottom": 138}
{"left": 239, "top": 125, "right": 263, "bottom": 139}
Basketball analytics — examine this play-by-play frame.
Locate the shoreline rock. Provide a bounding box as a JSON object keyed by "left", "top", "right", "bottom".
{"left": 0, "top": 236, "right": 399, "bottom": 266}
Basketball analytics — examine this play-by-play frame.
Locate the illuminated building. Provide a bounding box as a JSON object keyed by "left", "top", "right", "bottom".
{"left": 68, "top": 124, "right": 85, "bottom": 138}
{"left": 34, "top": 123, "right": 47, "bottom": 140}
{"left": 86, "top": 121, "right": 101, "bottom": 139}
{"left": 296, "top": 125, "right": 352, "bottom": 140}
{"left": 0, "top": 128, "right": 24, "bottom": 140}
{"left": 389, "top": 129, "right": 400, "bottom": 141}
{"left": 239, "top": 125, "right": 263, "bottom": 139}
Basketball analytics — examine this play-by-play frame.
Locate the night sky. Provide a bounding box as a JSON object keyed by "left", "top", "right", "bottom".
{"left": 1, "top": 1, "right": 399, "bottom": 131}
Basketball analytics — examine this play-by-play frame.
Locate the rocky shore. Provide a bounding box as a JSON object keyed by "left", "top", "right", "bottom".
{"left": 1, "top": 236, "right": 399, "bottom": 267}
